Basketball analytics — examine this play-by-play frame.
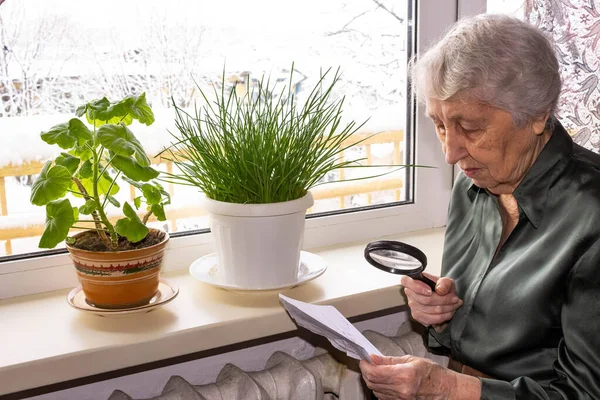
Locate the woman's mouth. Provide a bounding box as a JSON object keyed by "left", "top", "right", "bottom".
{"left": 462, "top": 168, "right": 480, "bottom": 178}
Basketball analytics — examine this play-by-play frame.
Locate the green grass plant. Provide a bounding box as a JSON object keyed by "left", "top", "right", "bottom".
{"left": 160, "top": 67, "right": 406, "bottom": 204}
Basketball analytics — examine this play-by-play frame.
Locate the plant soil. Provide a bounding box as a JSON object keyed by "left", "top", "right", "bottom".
{"left": 69, "top": 230, "right": 166, "bottom": 252}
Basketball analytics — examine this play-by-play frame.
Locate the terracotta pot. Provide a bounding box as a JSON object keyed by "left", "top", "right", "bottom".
{"left": 66, "top": 229, "right": 169, "bottom": 309}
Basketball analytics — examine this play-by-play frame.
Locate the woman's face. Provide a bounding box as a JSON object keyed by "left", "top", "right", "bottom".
{"left": 425, "top": 96, "right": 549, "bottom": 195}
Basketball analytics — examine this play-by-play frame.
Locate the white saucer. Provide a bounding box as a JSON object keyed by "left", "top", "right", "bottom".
{"left": 67, "top": 278, "right": 179, "bottom": 317}
{"left": 189, "top": 251, "right": 327, "bottom": 292}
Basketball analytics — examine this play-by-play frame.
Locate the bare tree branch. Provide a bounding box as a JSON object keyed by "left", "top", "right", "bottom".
{"left": 371, "top": 0, "right": 404, "bottom": 23}
{"left": 327, "top": 9, "right": 372, "bottom": 36}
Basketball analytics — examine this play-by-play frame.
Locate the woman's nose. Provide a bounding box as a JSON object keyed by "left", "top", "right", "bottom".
{"left": 443, "top": 129, "right": 468, "bottom": 165}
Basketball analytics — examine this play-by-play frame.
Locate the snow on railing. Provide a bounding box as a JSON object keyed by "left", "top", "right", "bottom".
{"left": 0, "top": 131, "right": 404, "bottom": 256}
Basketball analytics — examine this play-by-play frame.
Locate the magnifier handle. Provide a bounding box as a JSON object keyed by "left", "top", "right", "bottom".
{"left": 416, "top": 273, "right": 437, "bottom": 292}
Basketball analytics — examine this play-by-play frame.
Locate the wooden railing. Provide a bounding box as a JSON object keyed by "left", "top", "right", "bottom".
{"left": 0, "top": 130, "right": 404, "bottom": 256}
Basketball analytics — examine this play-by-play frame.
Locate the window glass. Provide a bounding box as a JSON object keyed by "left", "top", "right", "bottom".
{"left": 0, "top": 0, "right": 410, "bottom": 257}
{"left": 487, "top": 0, "right": 525, "bottom": 17}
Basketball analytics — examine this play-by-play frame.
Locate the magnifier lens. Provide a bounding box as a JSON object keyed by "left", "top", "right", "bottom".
{"left": 364, "top": 240, "right": 437, "bottom": 291}
{"left": 369, "top": 249, "right": 422, "bottom": 270}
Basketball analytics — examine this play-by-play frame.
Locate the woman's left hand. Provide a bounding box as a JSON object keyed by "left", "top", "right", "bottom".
{"left": 359, "top": 354, "right": 480, "bottom": 400}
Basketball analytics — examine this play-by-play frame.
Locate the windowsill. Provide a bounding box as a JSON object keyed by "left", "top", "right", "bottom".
{"left": 0, "top": 227, "right": 445, "bottom": 396}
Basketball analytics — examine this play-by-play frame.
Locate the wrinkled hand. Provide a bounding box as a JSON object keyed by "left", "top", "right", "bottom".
{"left": 401, "top": 273, "right": 463, "bottom": 327}
{"left": 360, "top": 354, "right": 455, "bottom": 400}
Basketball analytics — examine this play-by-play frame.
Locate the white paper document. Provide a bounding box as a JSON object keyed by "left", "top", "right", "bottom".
{"left": 279, "top": 294, "right": 384, "bottom": 362}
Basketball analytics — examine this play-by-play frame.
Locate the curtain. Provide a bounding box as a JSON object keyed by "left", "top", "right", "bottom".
{"left": 526, "top": 0, "right": 600, "bottom": 153}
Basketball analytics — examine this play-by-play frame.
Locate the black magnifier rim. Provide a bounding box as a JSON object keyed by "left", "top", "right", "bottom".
{"left": 364, "top": 240, "right": 428, "bottom": 275}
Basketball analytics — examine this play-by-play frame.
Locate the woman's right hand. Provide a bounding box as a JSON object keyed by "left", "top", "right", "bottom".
{"left": 401, "top": 273, "right": 463, "bottom": 327}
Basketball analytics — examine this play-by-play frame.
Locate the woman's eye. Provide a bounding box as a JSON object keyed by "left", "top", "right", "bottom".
{"left": 461, "top": 126, "right": 480, "bottom": 134}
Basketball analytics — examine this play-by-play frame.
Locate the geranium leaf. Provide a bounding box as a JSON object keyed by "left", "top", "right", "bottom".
{"left": 141, "top": 183, "right": 161, "bottom": 205}
{"left": 111, "top": 154, "right": 159, "bottom": 182}
{"left": 40, "top": 122, "right": 72, "bottom": 149}
{"left": 75, "top": 103, "right": 87, "bottom": 118}
{"left": 97, "top": 123, "right": 151, "bottom": 166}
{"left": 98, "top": 174, "right": 120, "bottom": 196}
{"left": 30, "top": 162, "right": 72, "bottom": 206}
{"left": 69, "top": 141, "right": 93, "bottom": 161}
{"left": 39, "top": 199, "right": 74, "bottom": 248}
{"left": 134, "top": 196, "right": 142, "bottom": 209}
{"left": 77, "top": 160, "right": 93, "bottom": 179}
{"left": 130, "top": 93, "right": 155, "bottom": 126}
{"left": 40, "top": 118, "right": 92, "bottom": 149}
{"left": 115, "top": 202, "right": 148, "bottom": 243}
{"left": 83, "top": 97, "right": 110, "bottom": 118}
{"left": 68, "top": 118, "right": 93, "bottom": 145}
{"left": 55, "top": 153, "right": 80, "bottom": 175}
{"left": 122, "top": 176, "right": 143, "bottom": 190}
{"left": 153, "top": 181, "right": 171, "bottom": 205}
{"left": 106, "top": 194, "right": 120, "bottom": 208}
{"left": 78, "top": 175, "right": 119, "bottom": 196}
{"left": 79, "top": 199, "right": 97, "bottom": 215}
{"left": 96, "top": 100, "right": 134, "bottom": 126}
{"left": 151, "top": 203, "right": 166, "bottom": 221}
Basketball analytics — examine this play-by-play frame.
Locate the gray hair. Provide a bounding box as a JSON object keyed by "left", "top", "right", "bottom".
{"left": 411, "top": 14, "right": 561, "bottom": 127}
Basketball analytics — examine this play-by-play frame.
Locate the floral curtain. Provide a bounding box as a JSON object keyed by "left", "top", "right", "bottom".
{"left": 526, "top": 0, "right": 600, "bottom": 153}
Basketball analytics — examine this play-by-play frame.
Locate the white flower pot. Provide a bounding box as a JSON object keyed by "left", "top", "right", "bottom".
{"left": 201, "top": 192, "right": 315, "bottom": 289}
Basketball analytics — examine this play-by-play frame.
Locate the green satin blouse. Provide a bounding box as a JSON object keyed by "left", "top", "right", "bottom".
{"left": 429, "top": 122, "right": 600, "bottom": 399}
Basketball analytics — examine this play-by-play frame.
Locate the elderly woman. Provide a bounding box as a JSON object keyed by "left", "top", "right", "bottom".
{"left": 360, "top": 13, "right": 600, "bottom": 400}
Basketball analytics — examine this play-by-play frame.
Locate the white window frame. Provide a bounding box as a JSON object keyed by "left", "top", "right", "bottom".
{"left": 0, "top": 0, "right": 461, "bottom": 299}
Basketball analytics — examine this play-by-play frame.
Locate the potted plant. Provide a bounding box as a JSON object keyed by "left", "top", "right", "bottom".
{"left": 161, "top": 67, "right": 406, "bottom": 289}
{"left": 30, "top": 93, "right": 171, "bottom": 308}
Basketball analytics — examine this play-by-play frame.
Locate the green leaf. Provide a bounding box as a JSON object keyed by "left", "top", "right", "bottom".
{"left": 134, "top": 196, "right": 142, "bottom": 209}
{"left": 106, "top": 194, "right": 120, "bottom": 208}
{"left": 75, "top": 103, "right": 88, "bottom": 118}
{"left": 78, "top": 175, "right": 119, "bottom": 197}
{"left": 82, "top": 96, "right": 136, "bottom": 126}
{"left": 68, "top": 118, "right": 94, "bottom": 145}
{"left": 30, "top": 162, "right": 72, "bottom": 206}
{"left": 122, "top": 176, "right": 143, "bottom": 190}
{"left": 55, "top": 153, "right": 80, "bottom": 174}
{"left": 79, "top": 199, "right": 97, "bottom": 215}
{"left": 40, "top": 122, "right": 72, "bottom": 148}
{"left": 141, "top": 183, "right": 161, "bottom": 205}
{"left": 98, "top": 175, "right": 120, "bottom": 196}
{"left": 70, "top": 180, "right": 85, "bottom": 198}
{"left": 77, "top": 160, "right": 93, "bottom": 179}
{"left": 111, "top": 154, "right": 159, "bottom": 182}
{"left": 151, "top": 203, "right": 166, "bottom": 221}
{"left": 130, "top": 93, "right": 155, "bottom": 126}
{"left": 115, "top": 202, "right": 148, "bottom": 243}
{"left": 97, "top": 123, "right": 150, "bottom": 166}
{"left": 40, "top": 119, "right": 93, "bottom": 150}
{"left": 153, "top": 181, "right": 171, "bottom": 205}
{"left": 72, "top": 206, "right": 79, "bottom": 222}
{"left": 82, "top": 94, "right": 154, "bottom": 126}
{"left": 39, "top": 199, "right": 75, "bottom": 248}
{"left": 83, "top": 97, "right": 134, "bottom": 126}
{"left": 69, "top": 142, "right": 93, "bottom": 161}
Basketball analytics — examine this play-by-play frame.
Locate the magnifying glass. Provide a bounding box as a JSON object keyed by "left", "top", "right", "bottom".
{"left": 364, "top": 240, "right": 437, "bottom": 291}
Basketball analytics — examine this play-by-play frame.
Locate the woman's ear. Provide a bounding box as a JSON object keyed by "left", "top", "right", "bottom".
{"left": 532, "top": 112, "right": 551, "bottom": 135}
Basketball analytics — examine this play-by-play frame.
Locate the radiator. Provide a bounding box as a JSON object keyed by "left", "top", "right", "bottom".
{"left": 108, "top": 322, "right": 447, "bottom": 400}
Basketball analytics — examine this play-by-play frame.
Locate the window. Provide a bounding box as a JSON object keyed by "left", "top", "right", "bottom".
{"left": 486, "top": 0, "right": 524, "bottom": 17}
{"left": 0, "top": 0, "right": 454, "bottom": 298}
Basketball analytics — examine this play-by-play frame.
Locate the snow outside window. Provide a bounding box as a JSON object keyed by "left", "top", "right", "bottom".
{"left": 0, "top": 0, "right": 410, "bottom": 258}
{"left": 0, "top": 0, "right": 456, "bottom": 298}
